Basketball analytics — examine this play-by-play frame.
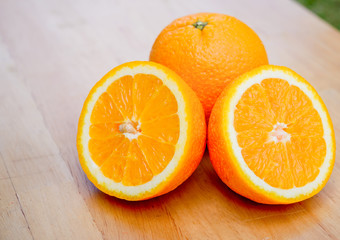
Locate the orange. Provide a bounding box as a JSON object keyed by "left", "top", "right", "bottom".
{"left": 77, "top": 61, "right": 206, "bottom": 201}
{"left": 208, "top": 65, "right": 335, "bottom": 204}
{"left": 150, "top": 12, "right": 268, "bottom": 119}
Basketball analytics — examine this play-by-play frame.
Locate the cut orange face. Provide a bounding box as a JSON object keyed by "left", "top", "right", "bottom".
{"left": 77, "top": 61, "right": 206, "bottom": 201}
{"left": 208, "top": 65, "right": 335, "bottom": 204}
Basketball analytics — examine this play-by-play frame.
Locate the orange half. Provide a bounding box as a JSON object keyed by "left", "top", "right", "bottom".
{"left": 77, "top": 61, "right": 206, "bottom": 200}
{"left": 208, "top": 65, "right": 335, "bottom": 204}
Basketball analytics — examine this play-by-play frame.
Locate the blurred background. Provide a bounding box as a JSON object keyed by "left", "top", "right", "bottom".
{"left": 296, "top": 0, "right": 340, "bottom": 29}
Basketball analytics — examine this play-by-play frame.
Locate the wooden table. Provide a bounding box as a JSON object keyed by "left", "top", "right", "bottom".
{"left": 1, "top": 0, "right": 339, "bottom": 239}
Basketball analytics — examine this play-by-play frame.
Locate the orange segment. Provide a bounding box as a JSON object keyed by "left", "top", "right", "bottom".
{"left": 133, "top": 73, "right": 163, "bottom": 119}
{"left": 285, "top": 140, "right": 305, "bottom": 188}
{"left": 137, "top": 135, "right": 176, "bottom": 175}
{"left": 88, "top": 135, "right": 128, "bottom": 166}
{"left": 100, "top": 155, "right": 126, "bottom": 182}
{"left": 286, "top": 108, "right": 324, "bottom": 137}
{"left": 140, "top": 86, "right": 178, "bottom": 122}
{"left": 260, "top": 78, "right": 290, "bottom": 122}
{"left": 234, "top": 83, "right": 276, "bottom": 132}
{"left": 237, "top": 129, "right": 268, "bottom": 149}
{"left": 90, "top": 92, "right": 124, "bottom": 124}
{"left": 284, "top": 85, "right": 314, "bottom": 124}
{"left": 287, "top": 136, "right": 326, "bottom": 186}
{"left": 241, "top": 146, "right": 271, "bottom": 182}
{"left": 261, "top": 79, "right": 315, "bottom": 124}
{"left": 89, "top": 122, "right": 121, "bottom": 139}
{"left": 242, "top": 142, "right": 294, "bottom": 189}
{"left": 106, "top": 75, "right": 134, "bottom": 119}
{"left": 122, "top": 140, "right": 153, "bottom": 186}
{"left": 141, "top": 114, "right": 180, "bottom": 144}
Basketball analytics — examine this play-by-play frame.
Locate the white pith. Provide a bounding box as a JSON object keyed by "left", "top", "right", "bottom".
{"left": 119, "top": 121, "right": 141, "bottom": 140}
{"left": 268, "top": 122, "right": 291, "bottom": 143}
{"left": 80, "top": 65, "right": 187, "bottom": 196}
{"left": 121, "top": 132, "right": 141, "bottom": 141}
{"left": 228, "top": 68, "right": 334, "bottom": 199}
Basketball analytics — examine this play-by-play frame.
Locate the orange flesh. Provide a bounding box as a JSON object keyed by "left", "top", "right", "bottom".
{"left": 89, "top": 74, "right": 179, "bottom": 186}
{"left": 235, "top": 78, "right": 326, "bottom": 189}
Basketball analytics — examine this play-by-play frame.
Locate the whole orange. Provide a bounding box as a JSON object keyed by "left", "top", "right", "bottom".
{"left": 150, "top": 13, "right": 269, "bottom": 118}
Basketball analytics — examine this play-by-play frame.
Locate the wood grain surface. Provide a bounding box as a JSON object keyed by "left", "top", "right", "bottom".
{"left": 0, "top": 0, "right": 339, "bottom": 239}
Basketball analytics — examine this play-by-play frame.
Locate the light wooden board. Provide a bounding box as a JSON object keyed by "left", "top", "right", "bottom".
{"left": 0, "top": 0, "right": 339, "bottom": 239}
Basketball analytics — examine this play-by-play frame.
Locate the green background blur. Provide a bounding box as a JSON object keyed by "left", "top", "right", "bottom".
{"left": 296, "top": 0, "right": 340, "bottom": 30}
